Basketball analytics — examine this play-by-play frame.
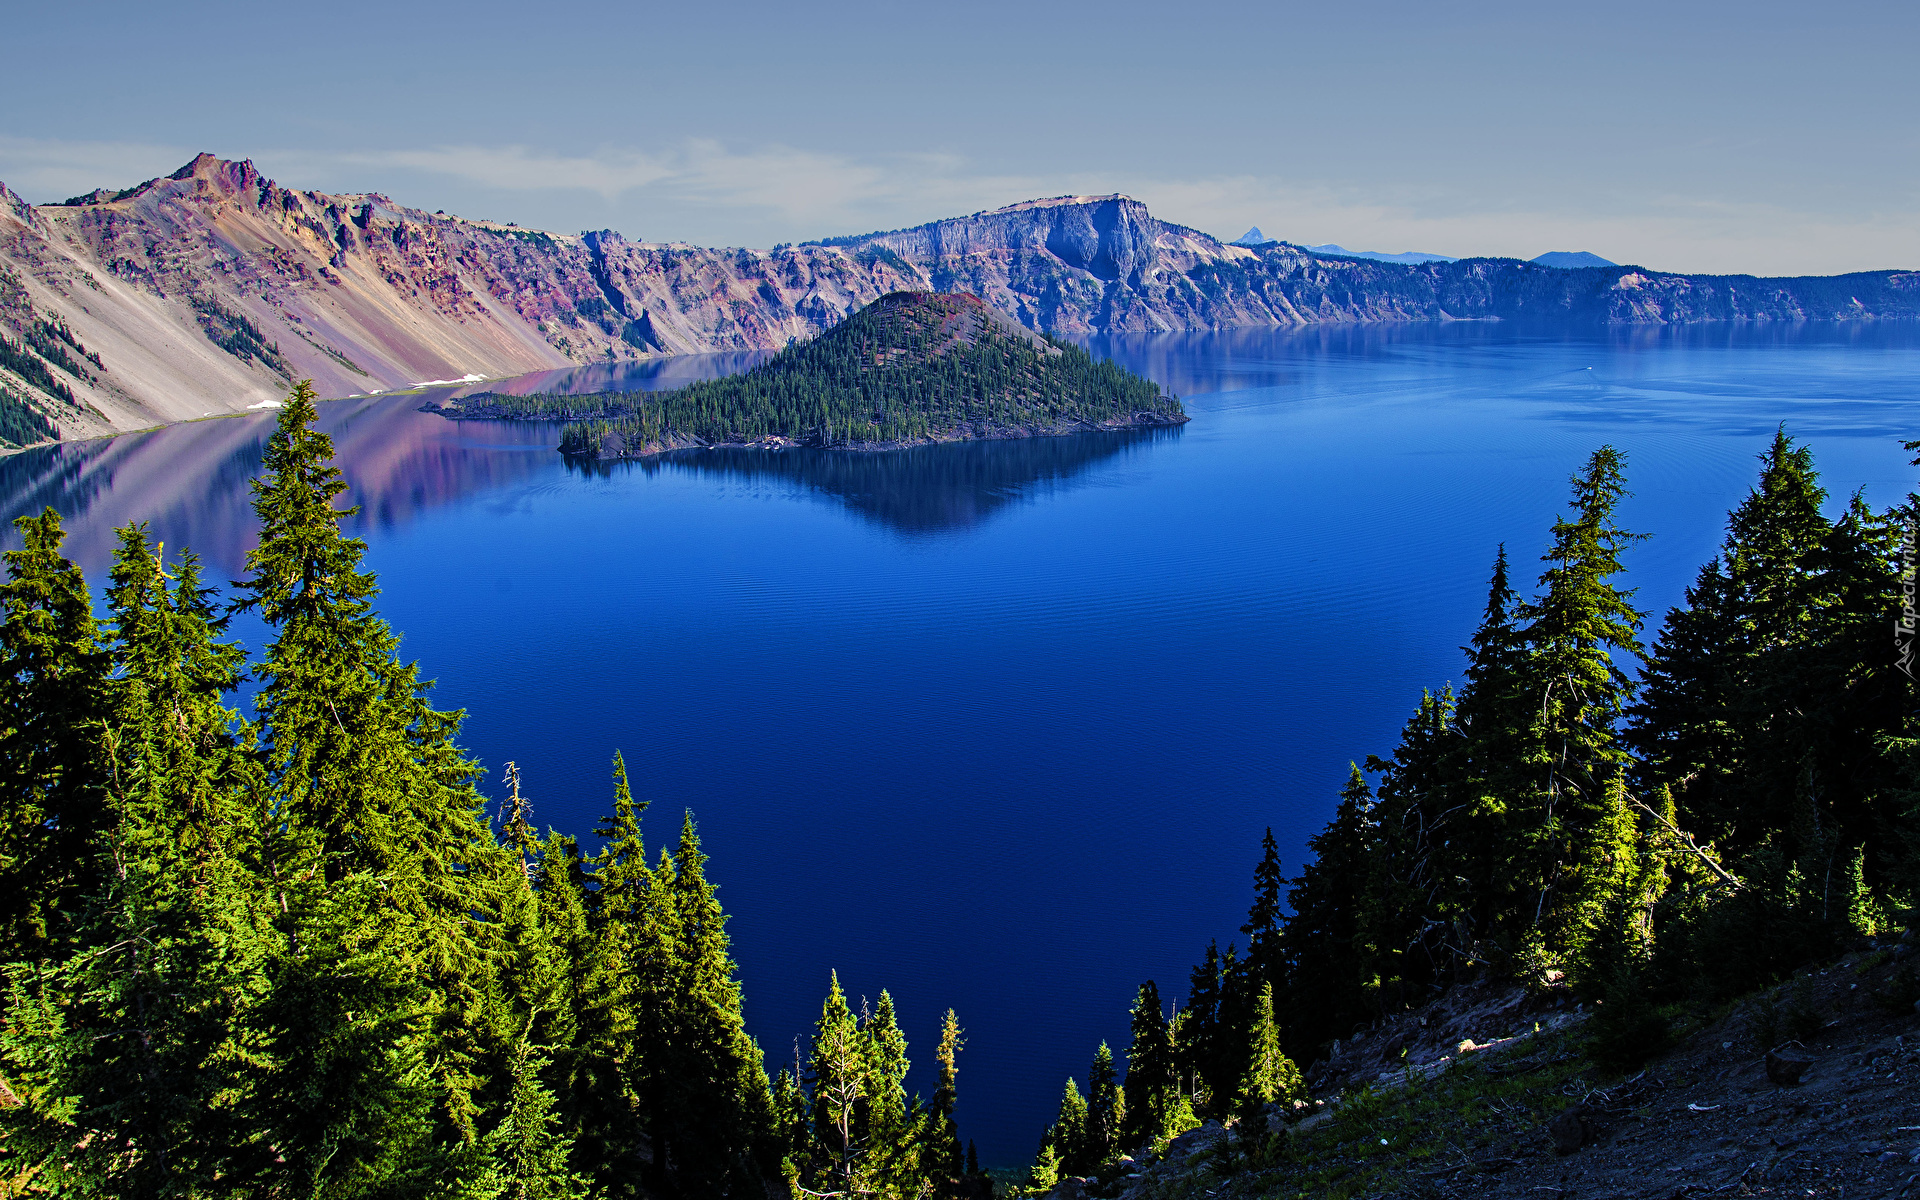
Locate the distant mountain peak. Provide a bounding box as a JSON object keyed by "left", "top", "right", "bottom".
{"left": 1531, "top": 251, "right": 1617, "bottom": 269}
{"left": 1305, "top": 244, "right": 1457, "bottom": 265}
{"left": 1232, "top": 227, "right": 1277, "bottom": 246}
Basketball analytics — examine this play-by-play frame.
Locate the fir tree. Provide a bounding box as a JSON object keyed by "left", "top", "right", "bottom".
{"left": 927, "top": 1008, "right": 966, "bottom": 1183}
{"left": 0, "top": 508, "right": 109, "bottom": 962}
{"left": 1510, "top": 445, "right": 1646, "bottom": 955}
{"left": 1235, "top": 982, "right": 1302, "bottom": 1113}
{"left": 1240, "top": 828, "right": 1285, "bottom": 997}
{"left": 1047, "top": 1079, "right": 1088, "bottom": 1174}
{"left": 486, "top": 1032, "right": 588, "bottom": 1200}
{"left": 1121, "top": 981, "right": 1175, "bottom": 1147}
{"left": 1281, "top": 766, "right": 1374, "bottom": 1055}
{"left": 807, "top": 973, "right": 868, "bottom": 1191}
{"left": 1082, "top": 1043, "right": 1123, "bottom": 1170}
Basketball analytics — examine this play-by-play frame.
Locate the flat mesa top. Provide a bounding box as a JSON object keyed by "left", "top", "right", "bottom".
{"left": 982, "top": 195, "right": 1133, "bottom": 215}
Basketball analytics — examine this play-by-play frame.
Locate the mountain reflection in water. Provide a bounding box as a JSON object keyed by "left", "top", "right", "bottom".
{"left": 0, "top": 350, "right": 778, "bottom": 577}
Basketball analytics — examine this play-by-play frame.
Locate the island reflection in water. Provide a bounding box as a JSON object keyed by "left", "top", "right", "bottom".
{"left": 571, "top": 426, "right": 1177, "bottom": 535}
{"left": 0, "top": 398, "right": 1176, "bottom": 576}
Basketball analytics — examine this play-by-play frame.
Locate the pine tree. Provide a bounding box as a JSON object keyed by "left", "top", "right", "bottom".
{"left": 1442, "top": 546, "right": 1531, "bottom": 945}
{"left": 1082, "top": 1042, "right": 1123, "bottom": 1170}
{"left": 1235, "top": 981, "right": 1302, "bottom": 1115}
{"left": 808, "top": 973, "right": 867, "bottom": 1192}
{"left": 0, "top": 526, "right": 278, "bottom": 1193}
{"left": 1121, "top": 981, "right": 1175, "bottom": 1147}
{"left": 1510, "top": 445, "right": 1646, "bottom": 956}
{"left": 230, "top": 383, "right": 506, "bottom": 1189}
{"left": 572, "top": 752, "right": 657, "bottom": 1195}
{"left": 0, "top": 508, "right": 109, "bottom": 962}
{"left": 1175, "top": 941, "right": 1222, "bottom": 1105}
{"left": 1240, "top": 828, "right": 1285, "bottom": 998}
{"left": 1282, "top": 766, "right": 1374, "bottom": 1055}
{"left": 926, "top": 1008, "right": 966, "bottom": 1184}
{"left": 661, "top": 810, "right": 774, "bottom": 1198}
{"left": 486, "top": 1032, "right": 588, "bottom": 1200}
{"left": 1357, "top": 688, "right": 1457, "bottom": 1010}
{"left": 1047, "top": 1079, "right": 1088, "bottom": 1174}
{"left": 1025, "top": 1141, "right": 1062, "bottom": 1196}
{"left": 861, "top": 990, "right": 919, "bottom": 1195}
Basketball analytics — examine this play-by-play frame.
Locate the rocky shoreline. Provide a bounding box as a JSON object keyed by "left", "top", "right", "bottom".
{"left": 421, "top": 397, "right": 1187, "bottom": 460}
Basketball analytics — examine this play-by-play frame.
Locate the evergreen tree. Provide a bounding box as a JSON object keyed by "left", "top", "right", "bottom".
{"left": 1234, "top": 982, "right": 1302, "bottom": 1114}
{"left": 1281, "top": 766, "right": 1374, "bottom": 1056}
{"left": 487, "top": 1032, "right": 588, "bottom": 1200}
{"left": 1239, "top": 828, "right": 1285, "bottom": 998}
{"left": 1121, "top": 981, "right": 1175, "bottom": 1147}
{"left": 572, "top": 751, "right": 659, "bottom": 1195}
{"left": 651, "top": 810, "right": 773, "bottom": 1198}
{"left": 807, "top": 973, "right": 868, "bottom": 1192}
{"left": 1441, "top": 547, "right": 1531, "bottom": 947}
{"left": 1025, "top": 1141, "right": 1062, "bottom": 1196}
{"left": 861, "top": 990, "right": 919, "bottom": 1195}
{"left": 1509, "top": 445, "right": 1646, "bottom": 957}
{"left": 1082, "top": 1043, "right": 1123, "bottom": 1170}
{"left": 0, "top": 509, "right": 109, "bottom": 962}
{"left": 1047, "top": 1079, "right": 1088, "bottom": 1174}
{"left": 927, "top": 1008, "right": 966, "bottom": 1184}
{"left": 1357, "top": 688, "right": 1456, "bottom": 1010}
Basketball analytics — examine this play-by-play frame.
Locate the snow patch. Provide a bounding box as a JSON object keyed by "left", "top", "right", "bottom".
{"left": 246, "top": 399, "right": 283, "bottom": 409}
{"left": 412, "top": 373, "right": 486, "bottom": 387}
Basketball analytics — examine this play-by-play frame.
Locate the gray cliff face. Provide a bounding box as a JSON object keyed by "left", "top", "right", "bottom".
{"left": 1, "top": 156, "right": 1917, "bottom": 441}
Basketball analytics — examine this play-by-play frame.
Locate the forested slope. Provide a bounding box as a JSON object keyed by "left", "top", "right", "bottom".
{"left": 433, "top": 291, "right": 1185, "bottom": 459}
{"left": 0, "top": 384, "right": 997, "bottom": 1199}
{"left": 1016, "top": 431, "right": 1920, "bottom": 1195}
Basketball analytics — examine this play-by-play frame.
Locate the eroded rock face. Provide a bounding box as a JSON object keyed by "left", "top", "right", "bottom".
{"left": 0, "top": 154, "right": 924, "bottom": 433}
{"left": 4, "top": 156, "right": 1919, "bottom": 439}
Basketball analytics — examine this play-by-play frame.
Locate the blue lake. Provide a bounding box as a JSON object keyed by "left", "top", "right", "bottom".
{"left": 6, "top": 321, "right": 1919, "bottom": 1165}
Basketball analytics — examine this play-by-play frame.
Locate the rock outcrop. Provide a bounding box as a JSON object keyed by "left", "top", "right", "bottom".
{"left": 2, "top": 155, "right": 1917, "bottom": 442}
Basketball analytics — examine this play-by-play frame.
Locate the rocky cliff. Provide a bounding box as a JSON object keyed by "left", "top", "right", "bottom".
{"left": 1, "top": 156, "right": 1916, "bottom": 443}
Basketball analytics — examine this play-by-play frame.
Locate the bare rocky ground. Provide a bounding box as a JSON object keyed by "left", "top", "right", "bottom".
{"left": 1048, "top": 934, "right": 1920, "bottom": 1200}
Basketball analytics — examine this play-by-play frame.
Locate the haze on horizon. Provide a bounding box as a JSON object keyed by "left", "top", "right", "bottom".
{"left": 3, "top": 0, "right": 1915, "bottom": 277}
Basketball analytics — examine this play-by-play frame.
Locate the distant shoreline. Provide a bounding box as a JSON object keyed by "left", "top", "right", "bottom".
{"left": 422, "top": 399, "right": 1187, "bottom": 461}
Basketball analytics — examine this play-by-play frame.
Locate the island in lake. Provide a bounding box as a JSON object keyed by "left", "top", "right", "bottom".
{"left": 425, "top": 291, "right": 1187, "bottom": 460}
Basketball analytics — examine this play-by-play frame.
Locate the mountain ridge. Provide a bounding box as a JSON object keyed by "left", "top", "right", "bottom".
{"left": 2, "top": 153, "right": 1917, "bottom": 443}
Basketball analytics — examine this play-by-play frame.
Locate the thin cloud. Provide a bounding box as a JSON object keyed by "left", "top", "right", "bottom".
{"left": 3, "top": 136, "right": 1915, "bottom": 275}
{"left": 0, "top": 135, "right": 197, "bottom": 201}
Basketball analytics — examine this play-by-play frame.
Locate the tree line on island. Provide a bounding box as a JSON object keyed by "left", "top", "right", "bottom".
{"left": 1018, "top": 430, "right": 1919, "bottom": 1192}
{"left": 0, "top": 382, "right": 990, "bottom": 1199}
{"left": 438, "top": 292, "right": 1181, "bottom": 458}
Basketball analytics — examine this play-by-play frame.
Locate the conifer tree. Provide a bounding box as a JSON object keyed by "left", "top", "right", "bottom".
{"left": 1240, "top": 828, "right": 1285, "bottom": 997}
{"left": 1025, "top": 1141, "right": 1062, "bottom": 1196}
{"left": 808, "top": 973, "right": 868, "bottom": 1191}
{"left": 572, "top": 751, "right": 658, "bottom": 1195}
{"left": 1048, "top": 1079, "right": 1088, "bottom": 1174}
{"left": 1282, "top": 767, "right": 1374, "bottom": 1055}
{"left": 1121, "top": 981, "right": 1176, "bottom": 1147}
{"left": 0, "top": 509, "right": 109, "bottom": 962}
{"left": 1082, "top": 1043, "right": 1123, "bottom": 1170}
{"left": 1357, "top": 688, "right": 1456, "bottom": 1008}
{"left": 1235, "top": 982, "right": 1302, "bottom": 1114}
{"left": 861, "top": 990, "right": 920, "bottom": 1195}
{"left": 1509, "top": 445, "right": 1646, "bottom": 955}
{"left": 661, "top": 810, "right": 775, "bottom": 1198}
{"left": 487, "top": 1032, "right": 588, "bottom": 1200}
{"left": 0, "top": 527, "right": 278, "bottom": 1193}
{"left": 926, "top": 1008, "right": 966, "bottom": 1183}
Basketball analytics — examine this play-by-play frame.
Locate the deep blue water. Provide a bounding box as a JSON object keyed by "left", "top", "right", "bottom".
{"left": 6, "top": 321, "right": 1919, "bottom": 1165}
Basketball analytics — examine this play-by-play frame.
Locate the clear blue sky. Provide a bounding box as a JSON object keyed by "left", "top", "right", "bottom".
{"left": 3, "top": 0, "right": 1915, "bottom": 274}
